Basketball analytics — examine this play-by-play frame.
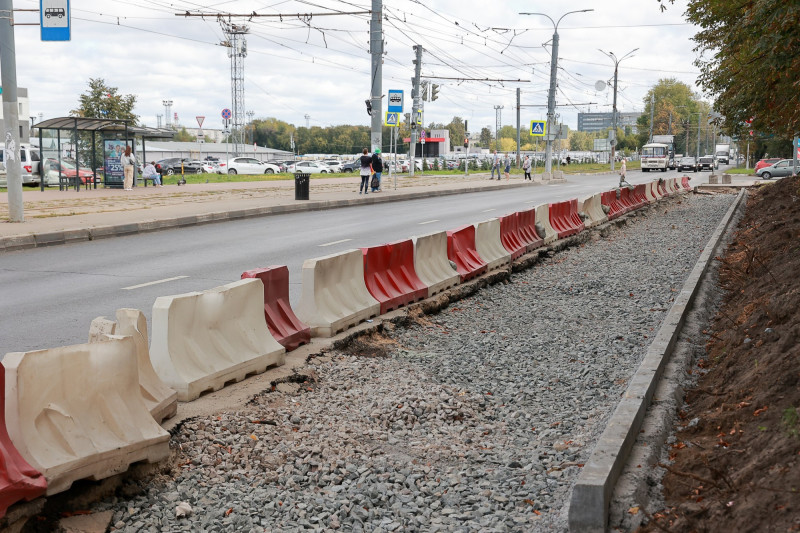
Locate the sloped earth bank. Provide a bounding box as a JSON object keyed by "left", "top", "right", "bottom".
{"left": 638, "top": 177, "right": 800, "bottom": 533}
{"left": 23, "top": 193, "right": 737, "bottom": 533}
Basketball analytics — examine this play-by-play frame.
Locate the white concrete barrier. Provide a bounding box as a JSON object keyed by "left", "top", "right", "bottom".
{"left": 534, "top": 204, "right": 558, "bottom": 245}
{"left": 667, "top": 178, "right": 678, "bottom": 195}
{"left": 643, "top": 181, "right": 656, "bottom": 203}
{"left": 412, "top": 231, "right": 460, "bottom": 297}
{"left": 3, "top": 337, "right": 170, "bottom": 495}
{"left": 295, "top": 249, "right": 381, "bottom": 337}
{"left": 649, "top": 180, "right": 662, "bottom": 201}
{"left": 150, "top": 278, "right": 286, "bottom": 401}
{"left": 473, "top": 218, "right": 511, "bottom": 272}
{"left": 578, "top": 194, "right": 608, "bottom": 228}
{"left": 89, "top": 309, "right": 178, "bottom": 423}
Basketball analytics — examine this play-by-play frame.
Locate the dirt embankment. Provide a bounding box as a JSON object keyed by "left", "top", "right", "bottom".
{"left": 642, "top": 176, "right": 800, "bottom": 532}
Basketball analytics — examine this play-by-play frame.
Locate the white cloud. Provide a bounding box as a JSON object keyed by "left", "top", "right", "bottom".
{"left": 9, "top": 0, "right": 703, "bottom": 136}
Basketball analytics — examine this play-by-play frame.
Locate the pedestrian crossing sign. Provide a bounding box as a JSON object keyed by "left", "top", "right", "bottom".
{"left": 385, "top": 112, "right": 399, "bottom": 127}
{"left": 530, "top": 120, "right": 546, "bottom": 136}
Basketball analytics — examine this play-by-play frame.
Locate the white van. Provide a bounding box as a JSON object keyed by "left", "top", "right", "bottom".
{"left": 0, "top": 143, "right": 42, "bottom": 187}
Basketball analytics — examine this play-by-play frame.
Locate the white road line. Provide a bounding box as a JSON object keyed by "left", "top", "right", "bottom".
{"left": 418, "top": 219, "right": 439, "bottom": 225}
{"left": 122, "top": 276, "right": 188, "bottom": 291}
{"left": 319, "top": 238, "right": 352, "bottom": 247}
{"left": 481, "top": 208, "right": 495, "bottom": 213}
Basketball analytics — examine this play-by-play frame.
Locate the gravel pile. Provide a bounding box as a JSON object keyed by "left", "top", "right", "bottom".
{"left": 94, "top": 193, "right": 736, "bottom": 532}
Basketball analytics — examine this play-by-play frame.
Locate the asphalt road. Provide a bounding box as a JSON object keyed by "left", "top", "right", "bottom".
{"left": 0, "top": 168, "right": 711, "bottom": 356}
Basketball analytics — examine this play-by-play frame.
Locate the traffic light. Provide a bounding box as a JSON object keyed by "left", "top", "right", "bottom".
{"left": 464, "top": 137, "right": 468, "bottom": 148}
{"left": 365, "top": 99, "right": 372, "bottom": 116}
{"left": 431, "top": 84, "right": 440, "bottom": 101}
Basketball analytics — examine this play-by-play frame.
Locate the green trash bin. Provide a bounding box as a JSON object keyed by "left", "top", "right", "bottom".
{"left": 294, "top": 172, "right": 310, "bottom": 200}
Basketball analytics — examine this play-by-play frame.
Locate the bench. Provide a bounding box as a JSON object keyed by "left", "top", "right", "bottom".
{"left": 141, "top": 175, "right": 161, "bottom": 187}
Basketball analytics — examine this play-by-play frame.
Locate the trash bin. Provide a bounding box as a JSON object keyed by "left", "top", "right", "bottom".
{"left": 294, "top": 172, "right": 310, "bottom": 200}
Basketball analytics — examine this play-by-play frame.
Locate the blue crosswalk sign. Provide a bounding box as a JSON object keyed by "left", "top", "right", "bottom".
{"left": 530, "top": 120, "right": 546, "bottom": 136}
{"left": 385, "top": 112, "right": 399, "bottom": 127}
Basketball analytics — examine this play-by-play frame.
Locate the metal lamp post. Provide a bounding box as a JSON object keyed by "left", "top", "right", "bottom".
{"left": 598, "top": 48, "right": 638, "bottom": 172}
{"left": 519, "top": 9, "right": 593, "bottom": 176}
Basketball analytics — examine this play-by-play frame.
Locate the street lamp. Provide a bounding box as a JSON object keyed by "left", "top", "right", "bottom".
{"left": 598, "top": 48, "right": 638, "bottom": 172}
{"left": 520, "top": 9, "right": 594, "bottom": 176}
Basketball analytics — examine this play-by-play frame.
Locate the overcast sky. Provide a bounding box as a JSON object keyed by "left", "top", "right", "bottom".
{"left": 10, "top": 0, "right": 703, "bottom": 135}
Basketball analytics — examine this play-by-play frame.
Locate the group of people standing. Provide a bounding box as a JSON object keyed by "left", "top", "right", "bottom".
{"left": 491, "top": 150, "right": 534, "bottom": 180}
{"left": 359, "top": 148, "right": 383, "bottom": 194}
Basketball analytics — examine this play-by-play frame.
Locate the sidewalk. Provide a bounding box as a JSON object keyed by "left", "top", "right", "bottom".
{"left": 0, "top": 173, "right": 545, "bottom": 251}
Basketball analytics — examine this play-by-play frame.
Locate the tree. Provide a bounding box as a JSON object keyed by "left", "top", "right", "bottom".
{"left": 636, "top": 79, "right": 710, "bottom": 150}
{"left": 174, "top": 127, "right": 196, "bottom": 142}
{"left": 670, "top": 0, "right": 799, "bottom": 138}
{"left": 71, "top": 78, "right": 138, "bottom": 124}
{"left": 479, "top": 127, "right": 492, "bottom": 148}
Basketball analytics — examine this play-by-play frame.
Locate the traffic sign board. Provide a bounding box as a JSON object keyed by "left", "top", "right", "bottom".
{"left": 385, "top": 112, "right": 399, "bottom": 127}
{"left": 388, "top": 90, "right": 404, "bottom": 113}
{"left": 221, "top": 108, "right": 232, "bottom": 120}
{"left": 415, "top": 111, "right": 423, "bottom": 125}
{"left": 40, "top": 0, "right": 71, "bottom": 41}
{"left": 530, "top": 120, "right": 546, "bottom": 136}
{"left": 196, "top": 116, "right": 205, "bottom": 128}
{"left": 420, "top": 130, "right": 426, "bottom": 144}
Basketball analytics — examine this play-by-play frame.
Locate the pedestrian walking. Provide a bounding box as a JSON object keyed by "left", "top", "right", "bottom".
{"left": 503, "top": 153, "right": 511, "bottom": 180}
{"left": 522, "top": 155, "right": 531, "bottom": 180}
{"left": 120, "top": 145, "right": 136, "bottom": 190}
{"left": 370, "top": 149, "right": 383, "bottom": 192}
{"left": 490, "top": 150, "right": 499, "bottom": 179}
{"left": 359, "top": 148, "right": 372, "bottom": 194}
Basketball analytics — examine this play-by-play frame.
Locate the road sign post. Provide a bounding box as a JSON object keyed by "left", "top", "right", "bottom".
{"left": 530, "top": 120, "right": 546, "bottom": 137}
{"left": 384, "top": 112, "right": 399, "bottom": 127}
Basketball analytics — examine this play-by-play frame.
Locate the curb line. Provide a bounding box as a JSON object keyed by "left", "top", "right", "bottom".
{"left": 567, "top": 188, "right": 747, "bottom": 532}
{"left": 0, "top": 181, "right": 537, "bottom": 253}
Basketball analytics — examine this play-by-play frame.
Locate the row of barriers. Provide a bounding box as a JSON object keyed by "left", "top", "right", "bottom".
{"left": 0, "top": 177, "right": 691, "bottom": 518}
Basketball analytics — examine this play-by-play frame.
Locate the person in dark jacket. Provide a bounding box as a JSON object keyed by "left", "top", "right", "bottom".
{"left": 359, "top": 148, "right": 372, "bottom": 194}
{"left": 370, "top": 149, "right": 383, "bottom": 192}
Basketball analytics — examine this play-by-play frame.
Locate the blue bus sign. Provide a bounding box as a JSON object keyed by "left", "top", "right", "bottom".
{"left": 40, "top": 0, "right": 71, "bottom": 42}
{"left": 388, "top": 90, "right": 403, "bottom": 113}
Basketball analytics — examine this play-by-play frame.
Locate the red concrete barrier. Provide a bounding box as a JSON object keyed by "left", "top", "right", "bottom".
{"left": 517, "top": 208, "right": 544, "bottom": 251}
{"left": 447, "top": 225, "right": 488, "bottom": 282}
{"left": 681, "top": 176, "right": 691, "bottom": 190}
{"left": 362, "top": 239, "right": 428, "bottom": 314}
{"left": 618, "top": 187, "right": 637, "bottom": 212}
{"left": 499, "top": 212, "right": 527, "bottom": 260}
{"left": 601, "top": 190, "right": 626, "bottom": 220}
{"left": 634, "top": 184, "right": 649, "bottom": 208}
{"left": 242, "top": 266, "right": 311, "bottom": 351}
{"left": 657, "top": 179, "right": 668, "bottom": 197}
{"left": 0, "top": 366, "right": 47, "bottom": 518}
{"left": 548, "top": 199, "right": 585, "bottom": 239}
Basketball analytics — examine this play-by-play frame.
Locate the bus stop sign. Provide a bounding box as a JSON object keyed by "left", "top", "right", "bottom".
{"left": 40, "top": 0, "right": 71, "bottom": 41}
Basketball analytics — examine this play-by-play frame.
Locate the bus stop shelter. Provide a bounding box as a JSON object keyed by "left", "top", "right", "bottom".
{"left": 34, "top": 117, "right": 175, "bottom": 190}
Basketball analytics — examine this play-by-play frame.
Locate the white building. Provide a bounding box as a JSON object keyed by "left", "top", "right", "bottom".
{"left": 0, "top": 87, "right": 31, "bottom": 140}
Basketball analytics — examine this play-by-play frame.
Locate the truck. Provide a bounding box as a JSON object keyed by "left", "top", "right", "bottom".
{"left": 715, "top": 144, "right": 731, "bottom": 165}
{"left": 652, "top": 135, "right": 677, "bottom": 169}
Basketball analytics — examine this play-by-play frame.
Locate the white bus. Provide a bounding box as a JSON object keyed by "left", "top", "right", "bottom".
{"left": 641, "top": 143, "right": 670, "bottom": 172}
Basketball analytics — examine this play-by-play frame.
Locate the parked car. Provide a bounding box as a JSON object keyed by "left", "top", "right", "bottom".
{"left": 697, "top": 155, "right": 716, "bottom": 171}
{"left": 42, "top": 158, "right": 95, "bottom": 186}
{"left": 754, "top": 157, "right": 782, "bottom": 172}
{"left": 0, "top": 143, "right": 41, "bottom": 186}
{"left": 756, "top": 159, "right": 798, "bottom": 180}
{"left": 340, "top": 160, "right": 361, "bottom": 173}
{"left": 288, "top": 161, "right": 332, "bottom": 174}
{"left": 323, "top": 159, "right": 343, "bottom": 172}
{"left": 156, "top": 158, "right": 204, "bottom": 175}
{"left": 677, "top": 156, "right": 698, "bottom": 172}
{"left": 218, "top": 157, "right": 280, "bottom": 175}
{"left": 200, "top": 161, "right": 218, "bottom": 173}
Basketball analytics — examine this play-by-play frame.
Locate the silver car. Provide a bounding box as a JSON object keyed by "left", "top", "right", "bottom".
{"left": 756, "top": 159, "right": 798, "bottom": 180}
{"left": 287, "top": 161, "right": 332, "bottom": 174}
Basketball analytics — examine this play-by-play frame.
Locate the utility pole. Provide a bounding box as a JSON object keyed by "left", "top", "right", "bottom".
{"left": 409, "top": 45, "right": 423, "bottom": 177}
{"left": 494, "top": 105, "right": 503, "bottom": 151}
{"left": 648, "top": 94, "right": 655, "bottom": 143}
{"left": 221, "top": 20, "right": 249, "bottom": 156}
{"left": 1, "top": 0, "right": 23, "bottom": 222}
{"left": 304, "top": 114, "right": 310, "bottom": 129}
{"left": 156, "top": 114, "right": 163, "bottom": 128}
{"left": 369, "top": 0, "right": 383, "bottom": 153}
{"left": 516, "top": 88, "right": 521, "bottom": 166}
{"left": 246, "top": 110, "right": 255, "bottom": 145}
{"left": 163, "top": 100, "right": 173, "bottom": 127}
{"left": 696, "top": 112, "right": 701, "bottom": 161}
{"left": 520, "top": 9, "right": 593, "bottom": 176}
{"left": 599, "top": 48, "right": 638, "bottom": 172}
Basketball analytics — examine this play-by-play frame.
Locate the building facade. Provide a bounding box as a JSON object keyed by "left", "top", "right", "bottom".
{"left": 0, "top": 88, "right": 31, "bottom": 140}
{"left": 577, "top": 111, "right": 641, "bottom": 133}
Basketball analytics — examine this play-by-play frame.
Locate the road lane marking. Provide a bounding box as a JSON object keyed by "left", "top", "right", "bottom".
{"left": 481, "top": 208, "right": 495, "bottom": 213}
{"left": 418, "top": 219, "right": 439, "bottom": 225}
{"left": 319, "top": 238, "right": 352, "bottom": 247}
{"left": 122, "top": 276, "right": 188, "bottom": 291}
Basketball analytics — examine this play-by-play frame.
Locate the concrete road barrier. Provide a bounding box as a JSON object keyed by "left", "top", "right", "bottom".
{"left": 681, "top": 176, "right": 692, "bottom": 191}
{"left": 151, "top": 278, "right": 286, "bottom": 401}
{"left": 601, "top": 190, "right": 625, "bottom": 220}
{"left": 88, "top": 310, "right": 178, "bottom": 424}
{"left": 534, "top": 204, "right": 558, "bottom": 244}
{"left": 517, "top": 208, "right": 545, "bottom": 252}
{"left": 474, "top": 218, "right": 512, "bottom": 272}
{"left": 412, "top": 231, "right": 460, "bottom": 297}
{"left": 241, "top": 266, "right": 311, "bottom": 352}
{"left": 0, "top": 366, "right": 47, "bottom": 518}
{"left": 362, "top": 239, "right": 428, "bottom": 314}
{"left": 3, "top": 337, "right": 170, "bottom": 495}
{"left": 446, "top": 225, "right": 488, "bottom": 282}
{"left": 618, "top": 187, "right": 638, "bottom": 212}
{"left": 498, "top": 213, "right": 527, "bottom": 260}
{"left": 578, "top": 194, "right": 608, "bottom": 228}
{"left": 549, "top": 199, "right": 585, "bottom": 239}
{"left": 295, "top": 249, "right": 381, "bottom": 337}
{"left": 633, "top": 184, "right": 649, "bottom": 208}
{"left": 657, "top": 179, "right": 669, "bottom": 197}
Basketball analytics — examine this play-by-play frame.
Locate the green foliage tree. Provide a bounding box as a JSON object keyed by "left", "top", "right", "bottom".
{"left": 479, "top": 127, "right": 493, "bottom": 148}
{"left": 173, "top": 127, "right": 196, "bottom": 142}
{"left": 71, "top": 78, "right": 138, "bottom": 124}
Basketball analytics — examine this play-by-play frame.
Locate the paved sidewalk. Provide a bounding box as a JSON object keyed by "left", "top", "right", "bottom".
{"left": 0, "top": 173, "right": 547, "bottom": 251}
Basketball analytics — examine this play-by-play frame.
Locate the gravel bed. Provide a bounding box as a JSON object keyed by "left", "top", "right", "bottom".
{"left": 94, "top": 193, "right": 736, "bottom": 533}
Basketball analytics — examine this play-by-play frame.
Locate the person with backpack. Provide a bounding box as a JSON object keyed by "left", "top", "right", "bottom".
{"left": 370, "top": 149, "right": 383, "bottom": 192}
{"left": 359, "top": 148, "right": 372, "bottom": 194}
